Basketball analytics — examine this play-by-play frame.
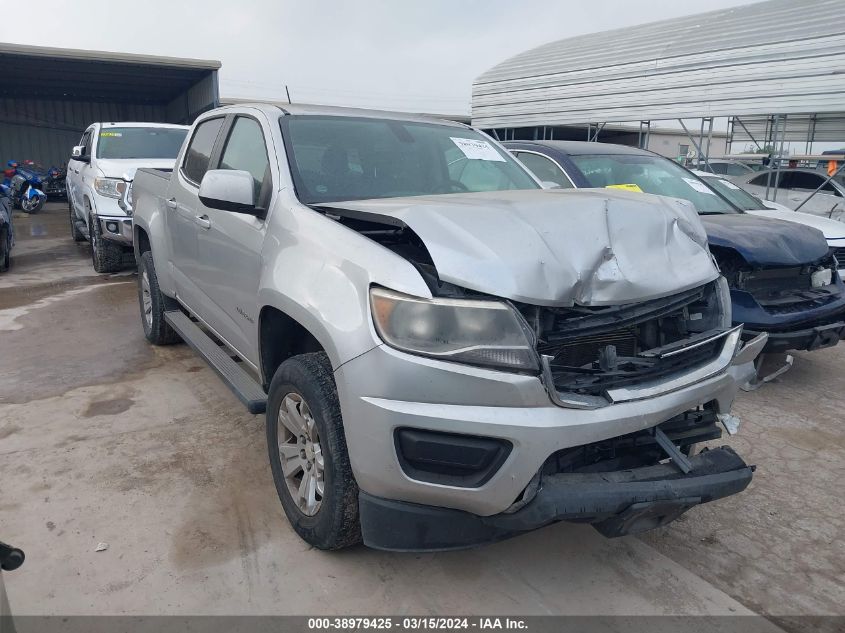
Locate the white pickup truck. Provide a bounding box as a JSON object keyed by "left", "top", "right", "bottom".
{"left": 67, "top": 122, "right": 189, "bottom": 272}
{"left": 130, "top": 103, "right": 765, "bottom": 551}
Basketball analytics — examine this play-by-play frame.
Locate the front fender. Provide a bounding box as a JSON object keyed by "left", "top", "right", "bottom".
{"left": 257, "top": 201, "right": 432, "bottom": 370}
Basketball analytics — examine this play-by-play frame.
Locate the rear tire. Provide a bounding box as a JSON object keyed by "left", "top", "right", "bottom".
{"left": 138, "top": 251, "right": 180, "bottom": 345}
{"left": 69, "top": 200, "right": 85, "bottom": 242}
{"left": 267, "top": 352, "right": 361, "bottom": 550}
{"left": 89, "top": 215, "right": 123, "bottom": 273}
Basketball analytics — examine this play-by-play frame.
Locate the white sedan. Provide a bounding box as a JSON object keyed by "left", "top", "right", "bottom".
{"left": 693, "top": 170, "right": 845, "bottom": 273}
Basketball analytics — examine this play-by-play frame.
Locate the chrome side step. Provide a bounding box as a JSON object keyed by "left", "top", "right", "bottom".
{"left": 164, "top": 310, "right": 267, "bottom": 414}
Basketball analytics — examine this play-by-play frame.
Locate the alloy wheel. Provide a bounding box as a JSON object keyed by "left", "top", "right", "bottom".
{"left": 277, "top": 393, "right": 324, "bottom": 516}
{"left": 141, "top": 270, "right": 153, "bottom": 329}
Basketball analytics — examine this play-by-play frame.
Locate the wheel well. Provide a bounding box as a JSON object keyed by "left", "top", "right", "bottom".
{"left": 135, "top": 227, "right": 151, "bottom": 256}
{"left": 259, "top": 307, "right": 325, "bottom": 387}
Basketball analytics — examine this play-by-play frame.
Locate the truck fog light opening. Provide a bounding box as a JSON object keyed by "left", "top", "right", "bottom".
{"left": 394, "top": 428, "right": 512, "bottom": 487}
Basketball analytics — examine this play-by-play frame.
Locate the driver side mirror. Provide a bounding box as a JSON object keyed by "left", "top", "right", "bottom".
{"left": 198, "top": 169, "right": 259, "bottom": 215}
{"left": 71, "top": 146, "right": 90, "bottom": 163}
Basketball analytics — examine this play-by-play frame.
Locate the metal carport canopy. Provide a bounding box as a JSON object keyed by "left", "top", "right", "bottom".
{"left": 0, "top": 42, "right": 221, "bottom": 166}
{"left": 0, "top": 42, "right": 220, "bottom": 104}
{"left": 471, "top": 0, "right": 845, "bottom": 128}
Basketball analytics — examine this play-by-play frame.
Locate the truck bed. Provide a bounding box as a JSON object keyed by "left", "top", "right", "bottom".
{"left": 133, "top": 167, "right": 173, "bottom": 205}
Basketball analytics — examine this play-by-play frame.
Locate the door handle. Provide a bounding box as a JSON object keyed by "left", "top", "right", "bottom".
{"left": 165, "top": 198, "right": 178, "bottom": 210}
{"left": 194, "top": 215, "right": 211, "bottom": 229}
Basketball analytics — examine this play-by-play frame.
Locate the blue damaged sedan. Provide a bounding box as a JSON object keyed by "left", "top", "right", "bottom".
{"left": 504, "top": 141, "right": 845, "bottom": 356}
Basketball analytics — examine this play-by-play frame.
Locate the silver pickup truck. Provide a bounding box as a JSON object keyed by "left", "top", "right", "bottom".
{"left": 131, "top": 103, "right": 766, "bottom": 551}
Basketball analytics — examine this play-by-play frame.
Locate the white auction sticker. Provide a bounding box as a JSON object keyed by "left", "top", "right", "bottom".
{"left": 683, "top": 177, "right": 716, "bottom": 195}
{"left": 450, "top": 137, "right": 506, "bottom": 162}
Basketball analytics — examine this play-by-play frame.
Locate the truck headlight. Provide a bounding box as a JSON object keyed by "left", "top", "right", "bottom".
{"left": 370, "top": 287, "right": 539, "bottom": 372}
{"left": 94, "top": 178, "right": 127, "bottom": 199}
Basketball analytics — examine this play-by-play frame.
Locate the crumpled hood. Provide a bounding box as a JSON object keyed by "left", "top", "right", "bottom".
{"left": 748, "top": 208, "right": 845, "bottom": 243}
{"left": 95, "top": 158, "right": 177, "bottom": 182}
{"left": 330, "top": 189, "right": 719, "bottom": 307}
{"left": 701, "top": 213, "right": 830, "bottom": 267}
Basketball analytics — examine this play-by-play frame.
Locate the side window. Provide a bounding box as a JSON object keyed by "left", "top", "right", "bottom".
{"left": 182, "top": 117, "right": 225, "bottom": 185}
{"left": 450, "top": 159, "right": 507, "bottom": 192}
{"left": 218, "top": 117, "right": 271, "bottom": 205}
{"left": 786, "top": 171, "right": 836, "bottom": 193}
{"left": 80, "top": 130, "right": 93, "bottom": 157}
{"left": 516, "top": 152, "right": 572, "bottom": 188}
{"left": 749, "top": 173, "right": 781, "bottom": 187}
{"left": 723, "top": 164, "right": 745, "bottom": 177}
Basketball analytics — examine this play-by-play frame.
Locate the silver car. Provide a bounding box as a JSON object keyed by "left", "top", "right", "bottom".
{"left": 734, "top": 168, "right": 845, "bottom": 221}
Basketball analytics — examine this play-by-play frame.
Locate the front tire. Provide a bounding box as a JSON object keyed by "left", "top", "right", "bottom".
{"left": 267, "top": 352, "right": 361, "bottom": 550}
{"left": 21, "top": 193, "right": 44, "bottom": 213}
{"left": 137, "top": 251, "right": 180, "bottom": 345}
{"left": 89, "top": 215, "right": 123, "bottom": 273}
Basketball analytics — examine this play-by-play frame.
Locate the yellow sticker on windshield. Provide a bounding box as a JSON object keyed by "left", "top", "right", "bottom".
{"left": 605, "top": 183, "right": 643, "bottom": 193}
{"left": 100, "top": 131, "right": 122, "bottom": 137}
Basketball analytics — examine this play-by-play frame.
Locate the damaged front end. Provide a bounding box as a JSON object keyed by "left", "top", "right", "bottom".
{"left": 325, "top": 192, "right": 766, "bottom": 547}
{"left": 518, "top": 278, "right": 742, "bottom": 408}
{"left": 715, "top": 247, "right": 845, "bottom": 354}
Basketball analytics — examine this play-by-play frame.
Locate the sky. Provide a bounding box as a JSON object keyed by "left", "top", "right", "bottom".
{"left": 0, "top": 0, "right": 762, "bottom": 116}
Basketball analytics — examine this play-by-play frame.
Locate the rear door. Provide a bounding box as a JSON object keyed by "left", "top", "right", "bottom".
{"left": 167, "top": 116, "right": 226, "bottom": 312}
{"left": 192, "top": 113, "right": 273, "bottom": 364}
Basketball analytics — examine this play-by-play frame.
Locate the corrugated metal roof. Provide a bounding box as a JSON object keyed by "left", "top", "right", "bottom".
{"left": 0, "top": 41, "right": 220, "bottom": 107}
{"left": 472, "top": 0, "right": 845, "bottom": 128}
{"left": 0, "top": 42, "right": 220, "bottom": 70}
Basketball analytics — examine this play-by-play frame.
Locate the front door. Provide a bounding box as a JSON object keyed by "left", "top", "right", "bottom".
{"left": 67, "top": 128, "right": 93, "bottom": 218}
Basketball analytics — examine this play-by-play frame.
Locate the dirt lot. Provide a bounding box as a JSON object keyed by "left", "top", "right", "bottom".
{"left": 1, "top": 204, "right": 843, "bottom": 630}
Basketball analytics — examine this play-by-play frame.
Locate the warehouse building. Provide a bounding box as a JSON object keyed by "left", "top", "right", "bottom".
{"left": 0, "top": 43, "right": 220, "bottom": 167}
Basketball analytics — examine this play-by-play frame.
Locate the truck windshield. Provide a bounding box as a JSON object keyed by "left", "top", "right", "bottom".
{"left": 701, "top": 176, "right": 763, "bottom": 211}
{"left": 569, "top": 153, "right": 740, "bottom": 214}
{"left": 96, "top": 127, "right": 188, "bottom": 160}
{"left": 280, "top": 115, "right": 539, "bottom": 203}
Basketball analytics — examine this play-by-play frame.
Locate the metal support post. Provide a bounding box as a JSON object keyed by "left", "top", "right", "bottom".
{"left": 772, "top": 114, "right": 787, "bottom": 202}
{"left": 678, "top": 119, "right": 713, "bottom": 173}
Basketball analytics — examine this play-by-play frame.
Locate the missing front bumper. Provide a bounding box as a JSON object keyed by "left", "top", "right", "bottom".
{"left": 745, "top": 321, "right": 845, "bottom": 353}
{"left": 359, "top": 446, "right": 753, "bottom": 551}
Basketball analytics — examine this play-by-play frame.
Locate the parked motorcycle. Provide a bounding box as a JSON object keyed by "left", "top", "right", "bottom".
{"left": 42, "top": 165, "right": 67, "bottom": 199}
{"left": 0, "top": 183, "right": 12, "bottom": 272}
{"left": 8, "top": 160, "right": 48, "bottom": 213}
